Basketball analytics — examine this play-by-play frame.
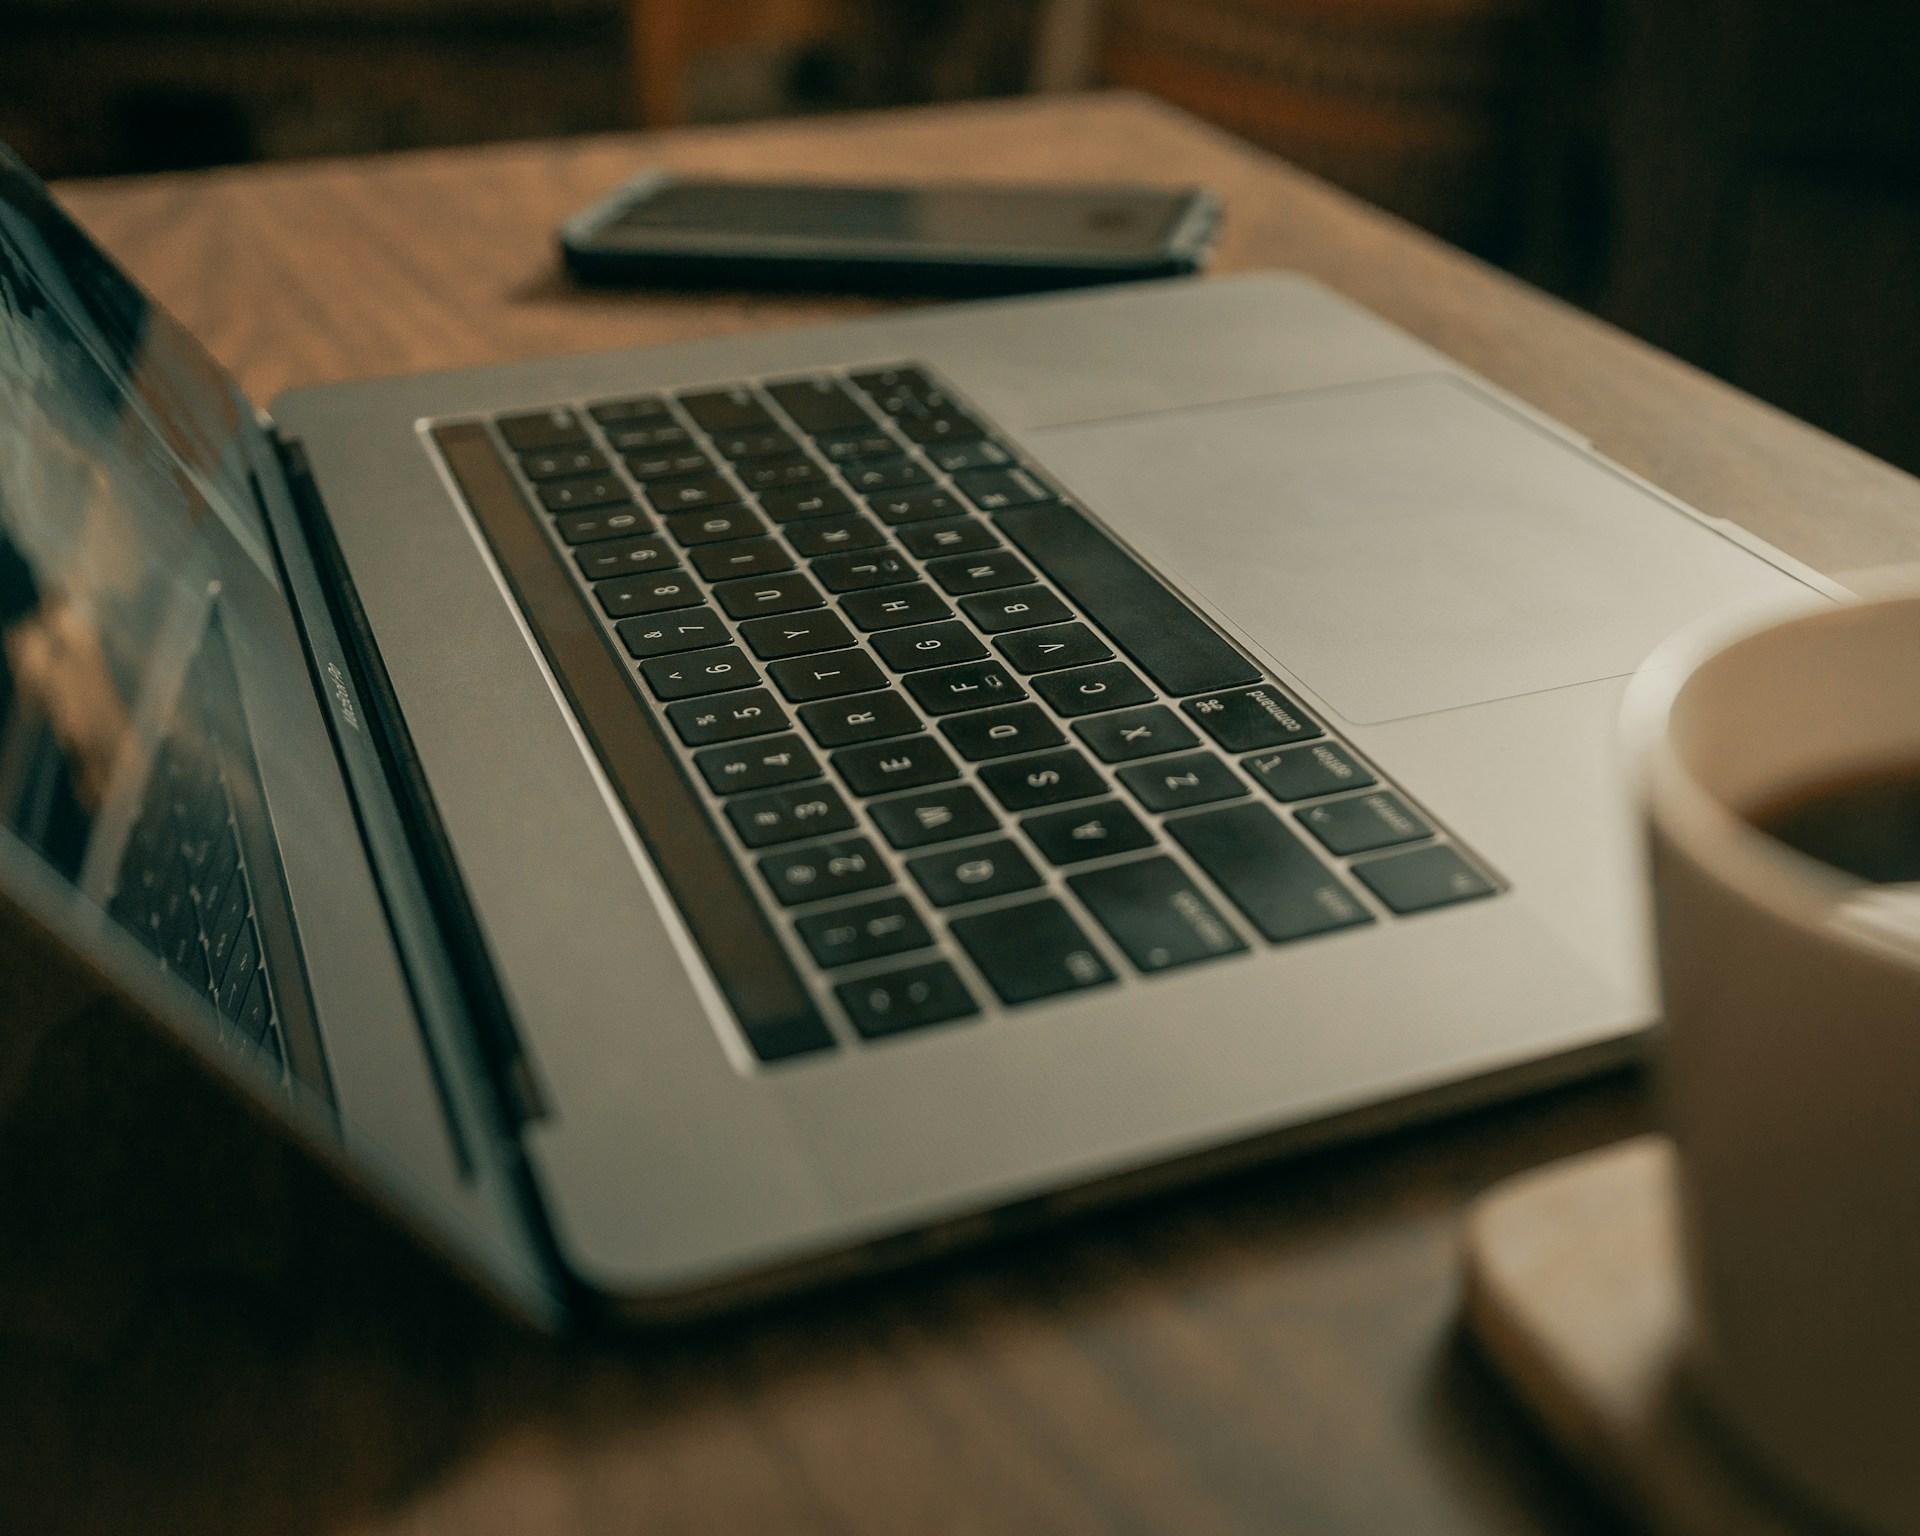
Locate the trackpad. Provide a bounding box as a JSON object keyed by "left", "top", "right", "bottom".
{"left": 1027, "top": 375, "right": 1813, "bottom": 723}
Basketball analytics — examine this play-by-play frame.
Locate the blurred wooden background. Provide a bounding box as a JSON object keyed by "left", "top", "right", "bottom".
{"left": 5, "top": 0, "right": 1917, "bottom": 479}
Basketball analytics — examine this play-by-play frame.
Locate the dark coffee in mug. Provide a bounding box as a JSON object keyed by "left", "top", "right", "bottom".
{"left": 1755, "top": 770, "right": 1920, "bottom": 884}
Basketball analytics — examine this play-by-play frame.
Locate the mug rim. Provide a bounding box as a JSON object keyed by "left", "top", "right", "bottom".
{"left": 1622, "top": 586, "right": 1920, "bottom": 964}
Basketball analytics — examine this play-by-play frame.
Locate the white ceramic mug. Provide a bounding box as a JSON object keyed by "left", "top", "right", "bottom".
{"left": 1628, "top": 589, "right": 1920, "bottom": 1533}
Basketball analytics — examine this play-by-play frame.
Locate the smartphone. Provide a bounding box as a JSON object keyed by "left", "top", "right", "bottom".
{"left": 559, "top": 173, "right": 1219, "bottom": 296}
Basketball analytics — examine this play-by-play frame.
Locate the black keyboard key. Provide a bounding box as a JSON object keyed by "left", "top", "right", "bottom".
{"left": 799, "top": 689, "right": 920, "bottom": 746}
{"left": 617, "top": 606, "right": 731, "bottom": 659}
{"left": 786, "top": 515, "right": 885, "bottom": 559}
{"left": 836, "top": 960, "right": 977, "bottom": 1039}
{"left": 218, "top": 918, "right": 260, "bottom": 1018}
{"left": 867, "top": 487, "right": 960, "bottom": 525}
{"left": 1116, "top": 751, "right": 1247, "bottom": 813}
{"left": 925, "top": 549, "right": 1034, "bottom": 596}
{"left": 1183, "top": 684, "right": 1321, "bottom": 751}
{"left": 954, "top": 466, "right": 1052, "bottom": 510}
{"left": 871, "top": 376, "right": 959, "bottom": 415}
{"left": 237, "top": 969, "right": 273, "bottom": 1042}
{"left": 555, "top": 505, "right": 650, "bottom": 548}
{"left": 713, "top": 570, "right": 824, "bottom": 620}
{"left": 679, "top": 386, "right": 773, "bottom": 432}
{"left": 666, "top": 504, "right": 765, "bottom": 546}
{"left": 1298, "top": 791, "right": 1434, "bottom": 855}
{"left": 897, "top": 410, "right": 984, "bottom": 445}
{"left": 1069, "top": 857, "right": 1247, "bottom": 973}
{"left": 900, "top": 518, "right": 999, "bottom": 559}
{"left": 1243, "top": 741, "right": 1375, "bottom": 802}
{"left": 832, "top": 734, "right": 958, "bottom": 795}
{"left": 795, "top": 895, "right": 932, "bottom": 967}
{"left": 713, "top": 427, "right": 800, "bottom": 461}
{"left": 843, "top": 456, "right": 932, "bottom": 494}
{"left": 1169, "top": 802, "right": 1372, "bottom": 943}
{"left": 740, "top": 609, "right": 855, "bottom": 659}
{"left": 695, "top": 733, "right": 819, "bottom": 795}
{"left": 519, "top": 445, "right": 606, "bottom": 481}
{"left": 997, "top": 503, "right": 1263, "bottom": 697}
{"left": 692, "top": 537, "right": 793, "bottom": 582}
{"left": 1074, "top": 705, "right": 1198, "bottom": 763}
{"left": 498, "top": 406, "right": 588, "bottom": 451}
{"left": 605, "top": 421, "right": 692, "bottom": 455}
{"left": 624, "top": 447, "right": 714, "bottom": 482}
{"left": 767, "top": 376, "right": 874, "bottom": 435}
{"left": 1033, "top": 661, "right": 1153, "bottom": 717}
{"left": 996, "top": 622, "right": 1111, "bottom": 675}
{"left": 768, "top": 648, "right": 887, "bottom": 701}
{"left": 199, "top": 825, "right": 241, "bottom": 915}
{"left": 960, "top": 585, "right": 1073, "bottom": 634}
{"left": 871, "top": 621, "right": 988, "bottom": 672}
{"left": 641, "top": 645, "right": 758, "bottom": 700}
{"left": 1352, "top": 845, "right": 1497, "bottom": 914}
{"left": 539, "top": 476, "right": 633, "bottom": 513}
{"left": 951, "top": 899, "right": 1115, "bottom": 1006}
{"left": 205, "top": 870, "right": 249, "bottom": 976}
{"left": 978, "top": 747, "right": 1105, "bottom": 810}
{"left": 939, "top": 703, "right": 1062, "bottom": 762}
{"left": 588, "top": 395, "right": 669, "bottom": 425}
{"left": 577, "top": 534, "right": 675, "bottom": 581}
{"left": 760, "top": 835, "right": 890, "bottom": 907}
{"left": 599, "top": 571, "right": 702, "bottom": 616}
{"left": 905, "top": 659, "right": 1024, "bottom": 715}
{"left": 868, "top": 784, "right": 999, "bottom": 849}
{"left": 647, "top": 475, "right": 741, "bottom": 515}
{"left": 741, "top": 455, "right": 825, "bottom": 492}
{"left": 1022, "top": 799, "right": 1155, "bottom": 866}
{"left": 726, "top": 781, "right": 853, "bottom": 846}
{"left": 666, "top": 688, "right": 788, "bottom": 747}
{"left": 162, "top": 881, "right": 201, "bottom": 975}
{"left": 812, "top": 548, "right": 915, "bottom": 592}
{"left": 908, "top": 838, "right": 1042, "bottom": 907}
{"left": 760, "top": 484, "right": 854, "bottom": 523}
{"left": 927, "top": 438, "right": 1016, "bottom": 474}
{"left": 850, "top": 364, "right": 941, "bottom": 410}
{"left": 817, "top": 430, "right": 902, "bottom": 465}
{"left": 840, "top": 582, "right": 950, "bottom": 631}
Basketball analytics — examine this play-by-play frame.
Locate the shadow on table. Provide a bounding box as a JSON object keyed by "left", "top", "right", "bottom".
{"left": 0, "top": 974, "right": 1647, "bottom": 1536}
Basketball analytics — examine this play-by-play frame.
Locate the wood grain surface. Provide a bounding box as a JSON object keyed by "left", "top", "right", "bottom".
{"left": 8, "top": 92, "right": 1919, "bottom": 1536}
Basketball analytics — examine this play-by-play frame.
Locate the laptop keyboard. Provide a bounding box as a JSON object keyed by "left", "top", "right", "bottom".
{"left": 431, "top": 363, "right": 1499, "bottom": 1063}
{"left": 107, "top": 637, "right": 283, "bottom": 1076}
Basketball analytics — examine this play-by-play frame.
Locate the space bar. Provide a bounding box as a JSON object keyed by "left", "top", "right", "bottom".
{"left": 432, "top": 422, "right": 832, "bottom": 1062}
{"left": 993, "top": 502, "right": 1261, "bottom": 697}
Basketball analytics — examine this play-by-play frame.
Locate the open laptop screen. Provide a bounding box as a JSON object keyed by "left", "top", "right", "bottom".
{"left": 0, "top": 147, "right": 317, "bottom": 1085}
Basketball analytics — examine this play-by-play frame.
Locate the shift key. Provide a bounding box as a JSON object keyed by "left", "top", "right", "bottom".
{"left": 1068, "top": 856, "right": 1246, "bottom": 973}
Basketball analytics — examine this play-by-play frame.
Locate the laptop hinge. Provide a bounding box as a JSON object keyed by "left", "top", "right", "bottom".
{"left": 262, "top": 433, "right": 546, "bottom": 1130}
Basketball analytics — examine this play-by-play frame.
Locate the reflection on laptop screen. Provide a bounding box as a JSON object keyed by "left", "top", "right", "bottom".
{"left": 0, "top": 147, "right": 310, "bottom": 1086}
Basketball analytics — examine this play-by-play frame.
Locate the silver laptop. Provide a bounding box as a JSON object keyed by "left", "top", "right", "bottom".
{"left": 0, "top": 146, "right": 1832, "bottom": 1325}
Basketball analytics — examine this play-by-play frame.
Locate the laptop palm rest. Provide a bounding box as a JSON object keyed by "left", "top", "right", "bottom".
{"left": 1027, "top": 374, "right": 1814, "bottom": 724}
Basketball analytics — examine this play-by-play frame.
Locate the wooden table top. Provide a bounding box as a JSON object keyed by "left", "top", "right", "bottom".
{"left": 13, "top": 92, "right": 1920, "bottom": 1536}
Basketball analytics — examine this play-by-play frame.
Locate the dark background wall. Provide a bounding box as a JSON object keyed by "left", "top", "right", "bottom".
{"left": 5, "top": 0, "right": 1916, "bottom": 480}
